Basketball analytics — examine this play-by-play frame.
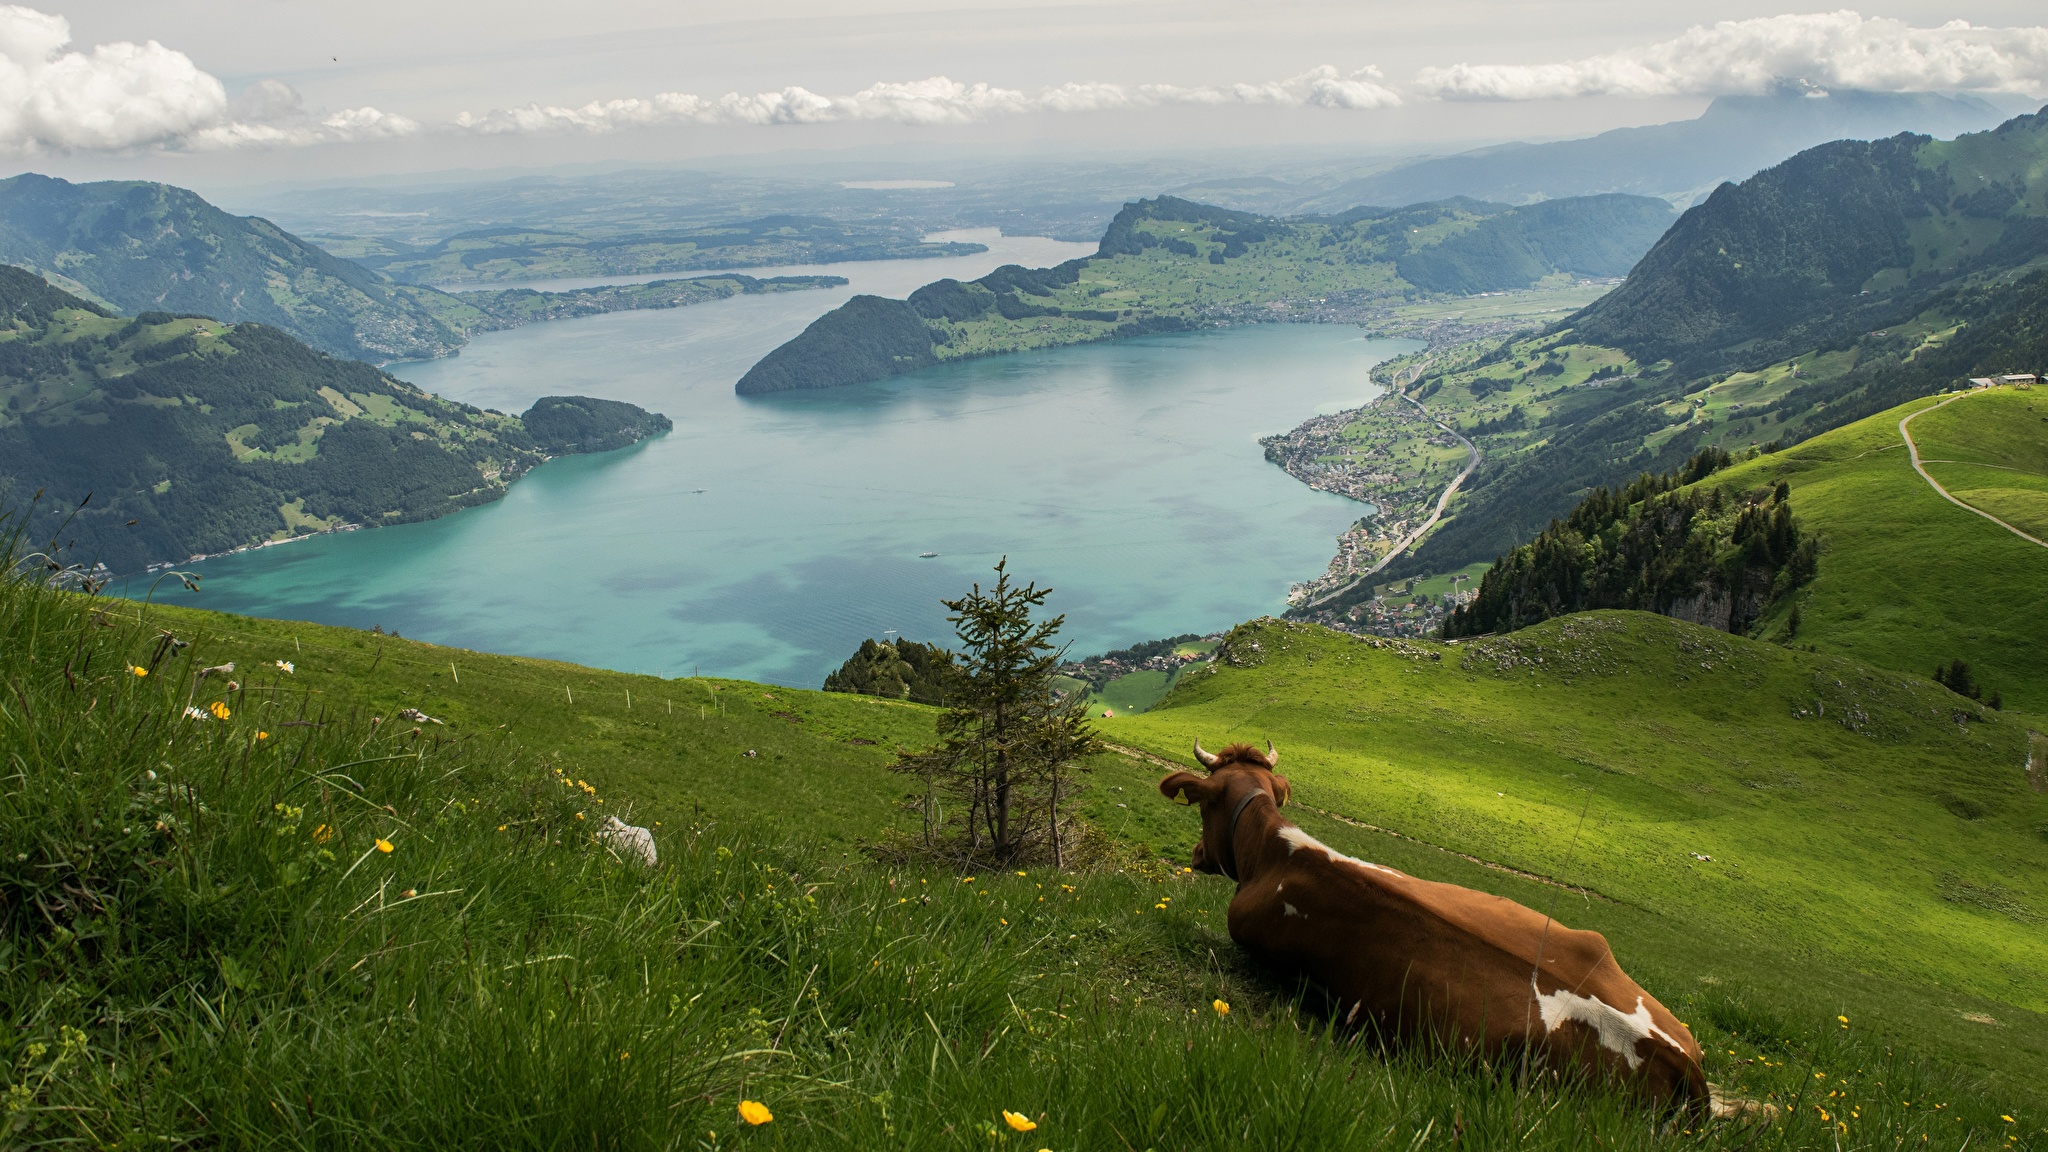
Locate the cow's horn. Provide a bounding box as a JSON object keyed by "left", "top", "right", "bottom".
{"left": 1265, "top": 740, "right": 1279, "bottom": 767}
{"left": 1193, "top": 740, "right": 1220, "bottom": 769}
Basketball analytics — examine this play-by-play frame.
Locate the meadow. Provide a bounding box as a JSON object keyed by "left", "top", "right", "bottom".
{"left": 1709, "top": 387, "right": 2048, "bottom": 713}
{"left": 5, "top": 529, "right": 2039, "bottom": 1146}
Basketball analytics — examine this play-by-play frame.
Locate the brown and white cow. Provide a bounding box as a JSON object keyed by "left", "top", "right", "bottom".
{"left": 1160, "top": 741, "right": 1707, "bottom": 1112}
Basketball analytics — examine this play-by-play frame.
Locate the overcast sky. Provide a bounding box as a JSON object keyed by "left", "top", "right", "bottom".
{"left": 10, "top": 1, "right": 2048, "bottom": 191}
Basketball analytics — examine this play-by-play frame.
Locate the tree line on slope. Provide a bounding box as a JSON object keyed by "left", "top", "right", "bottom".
{"left": 1442, "top": 449, "right": 1817, "bottom": 639}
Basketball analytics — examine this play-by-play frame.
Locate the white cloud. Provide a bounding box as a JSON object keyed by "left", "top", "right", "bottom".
{"left": 190, "top": 78, "right": 420, "bottom": 149}
{"left": 1417, "top": 11, "right": 2048, "bottom": 101}
{"left": 0, "top": 5, "right": 224, "bottom": 152}
{"left": 449, "top": 65, "right": 1401, "bottom": 135}
{"left": 0, "top": 7, "right": 417, "bottom": 153}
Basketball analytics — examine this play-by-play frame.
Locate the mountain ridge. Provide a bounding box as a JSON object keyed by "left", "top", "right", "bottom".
{"left": 1320, "top": 103, "right": 2048, "bottom": 591}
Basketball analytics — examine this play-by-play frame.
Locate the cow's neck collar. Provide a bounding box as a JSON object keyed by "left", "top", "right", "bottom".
{"left": 1217, "top": 784, "right": 1270, "bottom": 883}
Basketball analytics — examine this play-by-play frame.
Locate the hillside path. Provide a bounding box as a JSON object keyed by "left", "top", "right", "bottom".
{"left": 1898, "top": 390, "right": 2048, "bottom": 550}
{"left": 1299, "top": 379, "right": 1481, "bottom": 612}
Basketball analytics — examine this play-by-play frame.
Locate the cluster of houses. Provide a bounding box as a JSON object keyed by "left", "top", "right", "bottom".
{"left": 1968, "top": 374, "right": 2039, "bottom": 388}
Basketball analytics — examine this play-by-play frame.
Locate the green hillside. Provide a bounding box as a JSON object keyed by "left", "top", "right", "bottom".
{"left": 0, "top": 269, "right": 666, "bottom": 574}
{"left": 1704, "top": 386, "right": 2048, "bottom": 713}
{"left": 736, "top": 193, "right": 1674, "bottom": 394}
{"left": 1288, "top": 108, "right": 2048, "bottom": 597}
{"left": 1110, "top": 614, "right": 2048, "bottom": 1100}
{"left": 15, "top": 570, "right": 2035, "bottom": 1145}
{"left": 0, "top": 174, "right": 472, "bottom": 362}
{"left": 1571, "top": 105, "right": 2048, "bottom": 371}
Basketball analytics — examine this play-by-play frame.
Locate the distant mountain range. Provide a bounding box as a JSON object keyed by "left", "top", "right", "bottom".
{"left": 0, "top": 267, "right": 669, "bottom": 574}
{"left": 736, "top": 192, "right": 1676, "bottom": 395}
{"left": 0, "top": 175, "right": 863, "bottom": 363}
{"left": 1268, "top": 91, "right": 2011, "bottom": 212}
{"left": 338, "top": 218, "right": 985, "bottom": 286}
{"left": 239, "top": 92, "right": 2012, "bottom": 254}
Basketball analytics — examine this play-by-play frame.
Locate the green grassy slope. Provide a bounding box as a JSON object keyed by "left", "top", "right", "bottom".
{"left": 0, "top": 553, "right": 2015, "bottom": 1131}
{"left": 28, "top": 576, "right": 2039, "bottom": 1147}
{"left": 134, "top": 599, "right": 939, "bottom": 844}
{"left": 1110, "top": 614, "right": 2048, "bottom": 1098}
{"left": 124, "top": 589, "right": 2048, "bottom": 1115}
{"left": 1706, "top": 386, "right": 2048, "bottom": 711}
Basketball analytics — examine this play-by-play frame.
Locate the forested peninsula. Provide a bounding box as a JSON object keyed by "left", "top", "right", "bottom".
{"left": 735, "top": 193, "right": 1676, "bottom": 395}
{"left": 0, "top": 268, "right": 668, "bottom": 575}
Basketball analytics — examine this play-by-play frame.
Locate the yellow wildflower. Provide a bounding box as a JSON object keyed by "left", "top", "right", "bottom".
{"left": 129, "top": 665, "right": 148, "bottom": 677}
{"left": 375, "top": 838, "right": 394, "bottom": 853}
{"left": 738, "top": 1100, "right": 773, "bottom": 1126}
{"left": 1003, "top": 1110, "right": 1037, "bottom": 1133}
{"left": 256, "top": 731, "right": 268, "bottom": 740}
{"left": 209, "top": 700, "right": 230, "bottom": 720}
{"left": 311, "top": 824, "right": 332, "bottom": 843}
{"left": 1212, "top": 999, "right": 1231, "bottom": 1016}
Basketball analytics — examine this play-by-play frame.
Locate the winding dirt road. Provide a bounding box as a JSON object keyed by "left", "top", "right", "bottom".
{"left": 1898, "top": 390, "right": 2048, "bottom": 550}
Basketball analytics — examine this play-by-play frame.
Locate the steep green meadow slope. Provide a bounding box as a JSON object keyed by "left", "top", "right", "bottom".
{"left": 1707, "top": 387, "right": 2048, "bottom": 712}
{"left": 1109, "top": 617, "right": 2045, "bottom": 1051}
{"left": 98, "top": 591, "right": 2047, "bottom": 1122}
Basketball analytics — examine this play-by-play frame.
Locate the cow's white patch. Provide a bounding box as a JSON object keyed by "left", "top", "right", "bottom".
{"left": 1529, "top": 977, "right": 1683, "bottom": 1070}
{"left": 1283, "top": 902, "right": 1305, "bottom": 918}
{"left": 1278, "top": 826, "right": 1404, "bottom": 876}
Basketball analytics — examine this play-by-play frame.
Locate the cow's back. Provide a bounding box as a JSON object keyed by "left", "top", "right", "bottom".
{"left": 1234, "top": 826, "right": 1703, "bottom": 1106}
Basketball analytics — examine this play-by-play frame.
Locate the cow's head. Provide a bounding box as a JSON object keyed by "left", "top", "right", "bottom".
{"left": 1158, "top": 740, "right": 1290, "bottom": 875}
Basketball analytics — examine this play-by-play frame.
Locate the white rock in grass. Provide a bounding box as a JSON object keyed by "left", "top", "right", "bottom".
{"left": 598, "top": 815, "right": 657, "bottom": 867}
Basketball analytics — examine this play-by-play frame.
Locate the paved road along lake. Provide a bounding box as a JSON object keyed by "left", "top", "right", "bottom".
{"left": 139, "top": 232, "right": 1410, "bottom": 687}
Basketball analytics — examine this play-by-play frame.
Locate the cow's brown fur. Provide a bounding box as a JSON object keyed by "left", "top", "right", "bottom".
{"left": 1161, "top": 743, "right": 1707, "bottom": 1113}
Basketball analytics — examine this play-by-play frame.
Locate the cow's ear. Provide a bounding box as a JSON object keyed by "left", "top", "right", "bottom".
{"left": 1159, "top": 771, "right": 1209, "bottom": 806}
{"left": 1271, "top": 775, "right": 1292, "bottom": 808}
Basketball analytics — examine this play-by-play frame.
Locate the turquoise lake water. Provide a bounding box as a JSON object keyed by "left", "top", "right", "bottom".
{"left": 137, "top": 234, "right": 1410, "bottom": 687}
